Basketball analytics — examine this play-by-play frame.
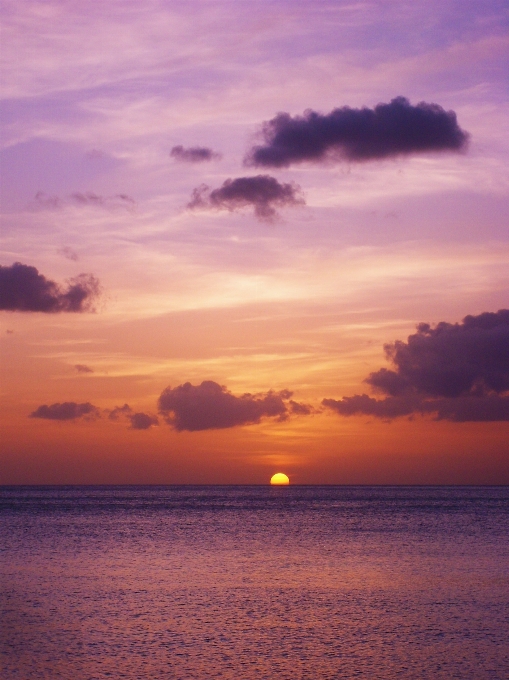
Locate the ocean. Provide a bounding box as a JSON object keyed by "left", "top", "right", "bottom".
{"left": 1, "top": 485, "right": 508, "bottom": 679}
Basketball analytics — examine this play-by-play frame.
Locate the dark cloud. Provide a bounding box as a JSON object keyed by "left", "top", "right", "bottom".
{"left": 129, "top": 412, "right": 159, "bottom": 430}
{"left": 158, "top": 380, "right": 308, "bottom": 431}
{"left": 170, "top": 145, "right": 221, "bottom": 162}
{"left": 245, "top": 97, "right": 469, "bottom": 168}
{"left": 289, "top": 400, "right": 313, "bottom": 415}
{"left": 75, "top": 364, "right": 93, "bottom": 374}
{"left": 0, "top": 262, "right": 100, "bottom": 313}
{"left": 187, "top": 175, "right": 304, "bottom": 221}
{"left": 107, "top": 404, "right": 158, "bottom": 429}
{"left": 323, "top": 310, "right": 509, "bottom": 422}
{"left": 30, "top": 402, "right": 100, "bottom": 421}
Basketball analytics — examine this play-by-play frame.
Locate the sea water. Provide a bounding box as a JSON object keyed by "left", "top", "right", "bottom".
{"left": 1, "top": 486, "right": 508, "bottom": 679}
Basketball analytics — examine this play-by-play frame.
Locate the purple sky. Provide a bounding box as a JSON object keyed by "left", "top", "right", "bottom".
{"left": 1, "top": 0, "right": 508, "bottom": 483}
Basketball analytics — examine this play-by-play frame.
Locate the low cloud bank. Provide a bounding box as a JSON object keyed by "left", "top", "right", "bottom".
{"left": 187, "top": 175, "right": 304, "bottom": 221}
{"left": 30, "top": 401, "right": 158, "bottom": 429}
{"left": 246, "top": 97, "right": 468, "bottom": 168}
{"left": 170, "top": 145, "right": 221, "bottom": 162}
{"left": 0, "top": 262, "right": 100, "bottom": 312}
{"left": 30, "top": 402, "right": 100, "bottom": 421}
{"left": 158, "top": 380, "right": 309, "bottom": 431}
{"left": 323, "top": 310, "right": 509, "bottom": 421}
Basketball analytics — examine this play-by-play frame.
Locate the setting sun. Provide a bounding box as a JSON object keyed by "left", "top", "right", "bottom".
{"left": 270, "top": 473, "right": 290, "bottom": 485}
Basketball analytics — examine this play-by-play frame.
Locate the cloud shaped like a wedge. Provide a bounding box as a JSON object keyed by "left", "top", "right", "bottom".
{"left": 158, "top": 380, "right": 308, "bottom": 431}
{"left": 187, "top": 175, "right": 304, "bottom": 221}
{"left": 0, "top": 262, "right": 100, "bottom": 312}
{"left": 323, "top": 310, "right": 509, "bottom": 422}
{"left": 246, "top": 97, "right": 468, "bottom": 168}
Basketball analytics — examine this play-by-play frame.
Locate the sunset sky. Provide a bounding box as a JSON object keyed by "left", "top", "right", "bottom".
{"left": 1, "top": 0, "right": 508, "bottom": 484}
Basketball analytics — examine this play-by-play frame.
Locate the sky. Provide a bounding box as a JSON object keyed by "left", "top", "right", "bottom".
{"left": 1, "top": 0, "right": 508, "bottom": 484}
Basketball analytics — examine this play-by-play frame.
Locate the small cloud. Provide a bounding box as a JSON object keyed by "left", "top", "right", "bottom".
{"left": 245, "top": 97, "right": 469, "bottom": 168}
{"left": 187, "top": 175, "right": 305, "bottom": 222}
{"left": 34, "top": 192, "right": 62, "bottom": 209}
{"left": 158, "top": 380, "right": 309, "bottom": 431}
{"left": 108, "top": 404, "right": 158, "bottom": 429}
{"left": 58, "top": 247, "right": 79, "bottom": 262}
{"left": 30, "top": 402, "right": 100, "bottom": 421}
{"left": 0, "top": 262, "right": 100, "bottom": 313}
{"left": 170, "top": 145, "right": 222, "bottom": 162}
{"left": 6, "top": 329, "right": 14, "bottom": 334}
{"left": 33, "top": 191, "right": 136, "bottom": 212}
{"left": 323, "top": 309, "right": 509, "bottom": 422}
{"left": 108, "top": 403, "right": 132, "bottom": 421}
{"left": 289, "top": 400, "right": 313, "bottom": 415}
{"left": 86, "top": 149, "right": 106, "bottom": 160}
{"left": 70, "top": 192, "right": 136, "bottom": 211}
{"left": 129, "top": 412, "right": 159, "bottom": 430}
{"left": 75, "top": 364, "right": 93, "bottom": 374}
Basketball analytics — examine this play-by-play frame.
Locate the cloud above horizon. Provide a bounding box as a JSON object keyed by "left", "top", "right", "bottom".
{"left": 0, "top": 262, "right": 100, "bottom": 313}
{"left": 323, "top": 310, "right": 509, "bottom": 421}
{"left": 30, "top": 402, "right": 100, "bottom": 421}
{"left": 158, "top": 380, "right": 308, "bottom": 431}
{"left": 245, "top": 97, "right": 469, "bottom": 168}
{"left": 170, "top": 145, "right": 221, "bottom": 162}
{"left": 108, "top": 403, "right": 159, "bottom": 429}
{"left": 29, "top": 401, "right": 158, "bottom": 429}
{"left": 34, "top": 191, "right": 136, "bottom": 212}
{"left": 74, "top": 364, "right": 94, "bottom": 374}
{"left": 187, "top": 175, "right": 304, "bottom": 221}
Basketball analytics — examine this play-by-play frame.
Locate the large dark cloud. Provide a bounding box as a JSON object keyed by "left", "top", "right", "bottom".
{"left": 323, "top": 310, "right": 509, "bottom": 422}
{"left": 170, "top": 145, "right": 221, "bottom": 162}
{"left": 0, "top": 262, "right": 100, "bottom": 312}
{"left": 158, "top": 380, "right": 307, "bottom": 431}
{"left": 187, "top": 175, "right": 304, "bottom": 221}
{"left": 30, "top": 402, "right": 100, "bottom": 421}
{"left": 245, "top": 97, "right": 469, "bottom": 168}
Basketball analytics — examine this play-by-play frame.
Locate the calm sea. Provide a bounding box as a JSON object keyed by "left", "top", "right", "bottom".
{"left": 1, "top": 486, "right": 508, "bottom": 679}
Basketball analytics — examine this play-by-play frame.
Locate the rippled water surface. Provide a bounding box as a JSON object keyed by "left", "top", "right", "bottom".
{"left": 1, "top": 486, "right": 508, "bottom": 679}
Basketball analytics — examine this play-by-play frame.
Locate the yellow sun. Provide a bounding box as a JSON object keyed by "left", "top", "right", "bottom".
{"left": 270, "top": 472, "right": 290, "bottom": 485}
